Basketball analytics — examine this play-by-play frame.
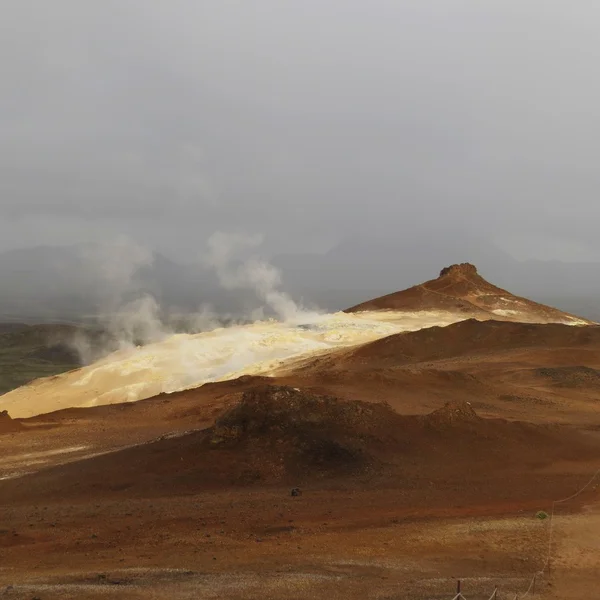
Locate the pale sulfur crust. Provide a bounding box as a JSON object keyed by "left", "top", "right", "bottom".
{"left": 0, "top": 310, "right": 464, "bottom": 418}
{"left": 0, "top": 308, "right": 588, "bottom": 418}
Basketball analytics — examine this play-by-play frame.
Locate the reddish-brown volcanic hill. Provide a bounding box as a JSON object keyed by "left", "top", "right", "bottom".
{"left": 1, "top": 386, "right": 597, "bottom": 503}
{"left": 345, "top": 263, "right": 592, "bottom": 324}
{"left": 342, "top": 319, "right": 600, "bottom": 368}
{"left": 281, "top": 318, "right": 600, "bottom": 425}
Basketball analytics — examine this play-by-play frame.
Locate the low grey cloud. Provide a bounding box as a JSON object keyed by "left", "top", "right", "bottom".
{"left": 2, "top": 1, "right": 600, "bottom": 261}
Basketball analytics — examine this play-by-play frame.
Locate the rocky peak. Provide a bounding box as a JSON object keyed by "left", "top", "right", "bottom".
{"left": 439, "top": 263, "right": 478, "bottom": 278}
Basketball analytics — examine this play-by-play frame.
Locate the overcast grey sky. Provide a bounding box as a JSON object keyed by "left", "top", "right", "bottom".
{"left": 2, "top": 1, "right": 600, "bottom": 261}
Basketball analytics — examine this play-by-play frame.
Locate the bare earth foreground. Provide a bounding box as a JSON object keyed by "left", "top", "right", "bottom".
{"left": 1, "top": 265, "right": 600, "bottom": 599}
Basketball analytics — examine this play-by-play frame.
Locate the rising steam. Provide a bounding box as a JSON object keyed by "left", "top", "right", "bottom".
{"left": 204, "top": 232, "right": 321, "bottom": 322}
{"left": 66, "top": 232, "right": 319, "bottom": 365}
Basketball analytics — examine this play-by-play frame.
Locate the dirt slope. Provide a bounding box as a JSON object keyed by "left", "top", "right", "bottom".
{"left": 346, "top": 263, "right": 593, "bottom": 325}
{"left": 2, "top": 344, "right": 600, "bottom": 599}
{"left": 1, "top": 385, "right": 596, "bottom": 505}
{"left": 276, "top": 318, "right": 600, "bottom": 425}
{"left": 341, "top": 319, "right": 600, "bottom": 367}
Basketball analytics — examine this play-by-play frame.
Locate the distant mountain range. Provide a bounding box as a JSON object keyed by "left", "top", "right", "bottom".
{"left": 0, "top": 238, "right": 599, "bottom": 321}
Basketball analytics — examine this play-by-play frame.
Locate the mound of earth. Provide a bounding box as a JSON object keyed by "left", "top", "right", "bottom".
{"left": 0, "top": 410, "right": 23, "bottom": 434}
{"left": 210, "top": 385, "right": 395, "bottom": 476}
{"left": 345, "top": 263, "right": 592, "bottom": 325}
{"left": 1, "top": 386, "right": 596, "bottom": 503}
{"left": 337, "top": 319, "right": 600, "bottom": 368}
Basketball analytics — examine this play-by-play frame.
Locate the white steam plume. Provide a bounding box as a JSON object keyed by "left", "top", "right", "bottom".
{"left": 204, "top": 232, "right": 321, "bottom": 322}
{"left": 66, "top": 237, "right": 214, "bottom": 363}
{"left": 64, "top": 232, "right": 320, "bottom": 366}
{"left": 78, "top": 236, "right": 154, "bottom": 312}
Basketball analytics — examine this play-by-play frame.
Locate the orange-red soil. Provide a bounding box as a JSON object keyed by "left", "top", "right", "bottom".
{"left": 2, "top": 267, "right": 600, "bottom": 598}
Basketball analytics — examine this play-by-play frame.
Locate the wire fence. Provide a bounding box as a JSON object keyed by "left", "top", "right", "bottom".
{"left": 434, "top": 464, "right": 600, "bottom": 599}
{"left": 447, "top": 579, "right": 531, "bottom": 600}
{"left": 451, "top": 590, "right": 499, "bottom": 600}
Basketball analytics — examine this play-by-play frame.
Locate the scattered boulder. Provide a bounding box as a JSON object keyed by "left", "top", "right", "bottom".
{"left": 290, "top": 487, "right": 302, "bottom": 497}
{"left": 426, "top": 400, "right": 479, "bottom": 427}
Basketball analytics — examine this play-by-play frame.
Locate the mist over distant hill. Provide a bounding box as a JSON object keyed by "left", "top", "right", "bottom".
{"left": 272, "top": 235, "right": 600, "bottom": 321}
{"left": 0, "top": 238, "right": 599, "bottom": 322}
{"left": 0, "top": 243, "right": 255, "bottom": 322}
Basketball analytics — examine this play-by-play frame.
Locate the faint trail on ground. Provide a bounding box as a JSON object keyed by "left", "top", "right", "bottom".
{"left": 440, "top": 464, "right": 600, "bottom": 599}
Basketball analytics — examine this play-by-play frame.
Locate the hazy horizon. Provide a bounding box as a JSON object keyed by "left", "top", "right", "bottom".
{"left": 3, "top": 2, "right": 600, "bottom": 323}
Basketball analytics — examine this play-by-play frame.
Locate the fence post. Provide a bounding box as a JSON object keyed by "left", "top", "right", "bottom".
{"left": 456, "top": 580, "right": 461, "bottom": 596}
{"left": 492, "top": 587, "right": 498, "bottom": 599}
